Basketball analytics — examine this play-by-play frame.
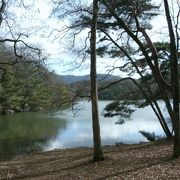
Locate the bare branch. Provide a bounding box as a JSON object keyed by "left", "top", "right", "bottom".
{"left": 0, "top": 0, "right": 6, "bottom": 25}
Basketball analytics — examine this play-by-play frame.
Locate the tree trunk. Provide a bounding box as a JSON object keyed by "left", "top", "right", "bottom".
{"left": 163, "top": 0, "right": 180, "bottom": 157}
{"left": 90, "top": 0, "right": 104, "bottom": 161}
{"left": 102, "top": 0, "right": 175, "bottom": 130}
{"left": 0, "top": 0, "right": 6, "bottom": 26}
{"left": 99, "top": 28, "right": 172, "bottom": 138}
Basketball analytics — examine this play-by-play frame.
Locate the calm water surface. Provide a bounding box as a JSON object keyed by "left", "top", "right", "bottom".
{"left": 0, "top": 101, "right": 167, "bottom": 161}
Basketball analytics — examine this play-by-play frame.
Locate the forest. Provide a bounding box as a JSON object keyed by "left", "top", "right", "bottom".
{"left": 0, "top": 44, "right": 72, "bottom": 114}
{"left": 0, "top": 0, "right": 179, "bottom": 179}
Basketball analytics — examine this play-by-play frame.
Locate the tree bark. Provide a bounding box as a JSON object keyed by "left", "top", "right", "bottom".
{"left": 90, "top": 0, "right": 104, "bottom": 161}
{"left": 102, "top": 0, "right": 176, "bottom": 129}
{"left": 163, "top": 0, "right": 180, "bottom": 158}
{"left": 0, "top": 0, "right": 6, "bottom": 26}
{"left": 98, "top": 28, "right": 172, "bottom": 138}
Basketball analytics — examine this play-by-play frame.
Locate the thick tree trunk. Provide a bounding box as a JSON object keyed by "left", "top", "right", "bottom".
{"left": 163, "top": 0, "right": 180, "bottom": 157}
{"left": 90, "top": 0, "right": 104, "bottom": 161}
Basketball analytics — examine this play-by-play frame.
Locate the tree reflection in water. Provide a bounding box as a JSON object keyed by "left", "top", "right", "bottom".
{"left": 0, "top": 112, "right": 67, "bottom": 161}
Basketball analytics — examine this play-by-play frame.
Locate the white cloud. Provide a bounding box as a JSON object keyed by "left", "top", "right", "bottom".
{"left": 1, "top": 0, "right": 178, "bottom": 76}
{"left": 36, "top": 0, "right": 51, "bottom": 19}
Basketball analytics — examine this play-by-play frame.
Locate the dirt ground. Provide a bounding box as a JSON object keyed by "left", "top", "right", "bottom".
{"left": 0, "top": 139, "right": 180, "bottom": 179}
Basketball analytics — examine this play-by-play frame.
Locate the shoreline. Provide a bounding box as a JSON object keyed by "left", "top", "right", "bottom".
{"left": 0, "top": 139, "right": 180, "bottom": 179}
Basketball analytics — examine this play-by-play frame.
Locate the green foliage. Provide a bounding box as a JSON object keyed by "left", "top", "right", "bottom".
{"left": 139, "top": 130, "right": 156, "bottom": 141}
{"left": 0, "top": 44, "right": 72, "bottom": 114}
{"left": 96, "top": 0, "right": 160, "bottom": 41}
{"left": 98, "top": 79, "right": 143, "bottom": 100}
{"left": 103, "top": 100, "right": 135, "bottom": 124}
{"left": 138, "top": 130, "right": 164, "bottom": 141}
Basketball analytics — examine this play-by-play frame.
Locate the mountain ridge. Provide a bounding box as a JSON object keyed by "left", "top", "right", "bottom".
{"left": 60, "top": 74, "right": 120, "bottom": 84}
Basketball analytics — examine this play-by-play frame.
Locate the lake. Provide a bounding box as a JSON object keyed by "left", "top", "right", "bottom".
{"left": 0, "top": 101, "right": 167, "bottom": 161}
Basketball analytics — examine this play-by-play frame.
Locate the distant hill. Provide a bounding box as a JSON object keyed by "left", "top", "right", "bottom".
{"left": 60, "top": 74, "right": 120, "bottom": 84}
{"left": 55, "top": 73, "right": 143, "bottom": 100}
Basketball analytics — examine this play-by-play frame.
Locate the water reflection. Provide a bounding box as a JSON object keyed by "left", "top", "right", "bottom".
{"left": 0, "top": 101, "right": 168, "bottom": 161}
{"left": 44, "top": 101, "right": 166, "bottom": 151}
{"left": 0, "top": 112, "right": 67, "bottom": 161}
